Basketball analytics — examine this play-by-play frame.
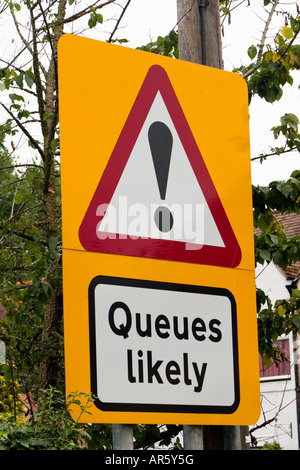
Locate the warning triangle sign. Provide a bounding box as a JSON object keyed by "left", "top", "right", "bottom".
{"left": 79, "top": 65, "right": 241, "bottom": 268}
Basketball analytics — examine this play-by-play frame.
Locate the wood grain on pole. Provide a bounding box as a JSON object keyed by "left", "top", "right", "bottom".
{"left": 177, "top": 0, "right": 223, "bottom": 69}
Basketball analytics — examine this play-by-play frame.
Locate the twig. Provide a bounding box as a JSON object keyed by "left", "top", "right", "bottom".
{"left": 0, "top": 103, "right": 45, "bottom": 160}
{"left": 251, "top": 146, "right": 297, "bottom": 161}
{"left": 108, "top": 0, "right": 132, "bottom": 43}
{"left": 257, "top": 0, "right": 280, "bottom": 63}
{"left": 53, "top": 0, "right": 117, "bottom": 27}
{"left": 10, "top": 6, "right": 47, "bottom": 77}
{"left": 249, "top": 380, "right": 293, "bottom": 446}
{"left": 0, "top": 163, "right": 43, "bottom": 171}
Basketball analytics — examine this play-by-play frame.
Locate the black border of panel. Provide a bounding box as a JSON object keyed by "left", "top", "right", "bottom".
{"left": 88, "top": 275, "right": 240, "bottom": 415}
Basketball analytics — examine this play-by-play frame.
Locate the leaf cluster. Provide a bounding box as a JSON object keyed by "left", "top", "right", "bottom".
{"left": 88, "top": 7, "right": 103, "bottom": 29}
{"left": 258, "top": 289, "right": 300, "bottom": 364}
{"left": 0, "top": 388, "right": 92, "bottom": 450}
{"left": 237, "top": 14, "right": 300, "bottom": 103}
{"left": 133, "top": 424, "right": 183, "bottom": 450}
{"left": 253, "top": 170, "right": 300, "bottom": 270}
{"left": 0, "top": 159, "right": 62, "bottom": 398}
{"left": 137, "top": 30, "right": 179, "bottom": 58}
{"left": 0, "top": 364, "right": 24, "bottom": 418}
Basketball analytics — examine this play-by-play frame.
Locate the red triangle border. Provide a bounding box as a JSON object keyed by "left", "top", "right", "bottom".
{"left": 79, "top": 65, "right": 241, "bottom": 268}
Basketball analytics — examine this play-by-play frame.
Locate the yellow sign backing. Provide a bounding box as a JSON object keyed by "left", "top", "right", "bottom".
{"left": 58, "top": 34, "right": 260, "bottom": 425}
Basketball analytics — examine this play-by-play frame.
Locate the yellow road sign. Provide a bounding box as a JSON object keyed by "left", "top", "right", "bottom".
{"left": 58, "top": 34, "right": 260, "bottom": 425}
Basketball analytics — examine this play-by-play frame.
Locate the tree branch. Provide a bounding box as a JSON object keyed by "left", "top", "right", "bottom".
{"left": 0, "top": 102, "right": 45, "bottom": 160}
{"left": 257, "top": 0, "right": 279, "bottom": 63}
{"left": 108, "top": 0, "right": 132, "bottom": 43}
{"left": 25, "top": 0, "right": 46, "bottom": 136}
{"left": 36, "top": 0, "right": 58, "bottom": 88}
{"left": 10, "top": 6, "right": 47, "bottom": 77}
{"left": 249, "top": 381, "right": 295, "bottom": 447}
{"left": 52, "top": 0, "right": 117, "bottom": 27}
{"left": 251, "top": 146, "right": 298, "bottom": 161}
{"left": 244, "top": 8, "right": 300, "bottom": 79}
{"left": 281, "top": 23, "right": 300, "bottom": 57}
{"left": 0, "top": 163, "right": 43, "bottom": 171}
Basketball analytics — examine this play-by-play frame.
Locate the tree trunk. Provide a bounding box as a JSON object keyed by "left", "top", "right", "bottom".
{"left": 38, "top": 0, "right": 67, "bottom": 394}
{"left": 38, "top": 288, "right": 63, "bottom": 392}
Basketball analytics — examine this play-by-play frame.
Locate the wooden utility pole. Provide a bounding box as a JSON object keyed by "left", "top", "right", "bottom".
{"left": 177, "top": 0, "right": 242, "bottom": 451}
{"left": 177, "top": 0, "right": 223, "bottom": 68}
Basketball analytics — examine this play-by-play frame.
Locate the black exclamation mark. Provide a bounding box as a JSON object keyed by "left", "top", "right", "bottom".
{"left": 148, "top": 121, "right": 174, "bottom": 232}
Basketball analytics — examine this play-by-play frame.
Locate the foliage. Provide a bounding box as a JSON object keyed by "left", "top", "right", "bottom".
{"left": 0, "top": 364, "right": 24, "bottom": 419}
{"left": 253, "top": 170, "right": 300, "bottom": 270}
{"left": 239, "top": 13, "right": 300, "bottom": 104}
{"left": 133, "top": 424, "right": 183, "bottom": 450}
{"left": 0, "top": 388, "right": 93, "bottom": 450}
{"left": 258, "top": 289, "right": 300, "bottom": 365}
{"left": 234, "top": 3, "right": 300, "bottom": 367}
{"left": 0, "top": 0, "right": 109, "bottom": 448}
{"left": 0, "top": 159, "right": 63, "bottom": 401}
{"left": 0, "top": 0, "right": 300, "bottom": 450}
{"left": 253, "top": 170, "right": 300, "bottom": 365}
{"left": 83, "top": 424, "right": 113, "bottom": 450}
{"left": 137, "top": 30, "right": 179, "bottom": 58}
{"left": 234, "top": 6, "right": 300, "bottom": 163}
{"left": 261, "top": 440, "right": 282, "bottom": 450}
{"left": 271, "top": 113, "right": 300, "bottom": 157}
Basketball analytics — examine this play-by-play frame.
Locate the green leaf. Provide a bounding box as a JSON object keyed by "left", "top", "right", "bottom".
{"left": 270, "top": 234, "right": 278, "bottom": 245}
{"left": 96, "top": 13, "right": 103, "bottom": 24}
{"left": 272, "top": 250, "right": 288, "bottom": 269}
{"left": 247, "top": 45, "right": 257, "bottom": 60}
{"left": 281, "top": 26, "right": 293, "bottom": 39}
{"left": 88, "top": 12, "right": 102, "bottom": 28}
{"left": 43, "top": 113, "right": 53, "bottom": 121}
{"left": 88, "top": 16, "right": 96, "bottom": 28}
{"left": 264, "top": 51, "right": 273, "bottom": 62}
{"left": 15, "top": 73, "right": 23, "bottom": 90}
{"left": 50, "top": 138, "right": 58, "bottom": 152}
{"left": 25, "top": 70, "right": 35, "bottom": 88}
{"left": 292, "top": 289, "right": 300, "bottom": 298}
{"left": 280, "top": 112, "right": 299, "bottom": 127}
{"left": 9, "top": 93, "right": 24, "bottom": 102}
{"left": 22, "top": 253, "right": 32, "bottom": 265}
{"left": 262, "top": 355, "right": 273, "bottom": 368}
{"left": 14, "top": 192, "right": 23, "bottom": 204}
{"left": 293, "top": 315, "right": 300, "bottom": 329}
{"left": 49, "top": 235, "right": 59, "bottom": 251}
{"left": 259, "top": 249, "right": 271, "bottom": 261}
{"left": 17, "top": 439, "right": 31, "bottom": 449}
{"left": 277, "top": 182, "right": 292, "bottom": 197}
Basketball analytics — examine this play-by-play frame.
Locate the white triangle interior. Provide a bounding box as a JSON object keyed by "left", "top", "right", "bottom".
{"left": 97, "top": 92, "right": 225, "bottom": 248}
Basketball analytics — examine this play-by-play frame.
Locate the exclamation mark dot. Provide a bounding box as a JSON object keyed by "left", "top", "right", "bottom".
{"left": 148, "top": 121, "right": 174, "bottom": 232}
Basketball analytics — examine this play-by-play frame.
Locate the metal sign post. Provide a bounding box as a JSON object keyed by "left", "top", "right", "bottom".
{"left": 183, "top": 425, "right": 204, "bottom": 450}
{"left": 112, "top": 424, "right": 134, "bottom": 450}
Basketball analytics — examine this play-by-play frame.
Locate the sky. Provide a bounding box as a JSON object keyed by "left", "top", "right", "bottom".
{"left": 100, "top": 0, "right": 300, "bottom": 187}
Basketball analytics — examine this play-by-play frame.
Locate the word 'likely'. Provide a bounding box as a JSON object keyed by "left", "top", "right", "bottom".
{"left": 127, "top": 349, "right": 207, "bottom": 393}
